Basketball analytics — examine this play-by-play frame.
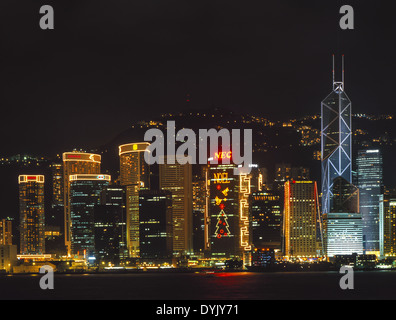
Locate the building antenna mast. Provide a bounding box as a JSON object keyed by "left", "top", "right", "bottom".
{"left": 332, "top": 54, "right": 335, "bottom": 86}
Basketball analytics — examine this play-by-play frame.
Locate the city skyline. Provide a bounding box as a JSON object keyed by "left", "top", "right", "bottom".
{"left": 2, "top": 1, "right": 396, "bottom": 303}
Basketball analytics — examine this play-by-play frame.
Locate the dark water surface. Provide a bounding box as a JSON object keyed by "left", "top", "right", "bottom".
{"left": 0, "top": 271, "right": 394, "bottom": 300}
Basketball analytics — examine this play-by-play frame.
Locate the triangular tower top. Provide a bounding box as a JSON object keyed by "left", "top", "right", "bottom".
{"left": 332, "top": 54, "right": 345, "bottom": 93}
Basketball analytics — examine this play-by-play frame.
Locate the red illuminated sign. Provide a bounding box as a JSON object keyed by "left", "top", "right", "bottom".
{"left": 214, "top": 151, "right": 231, "bottom": 160}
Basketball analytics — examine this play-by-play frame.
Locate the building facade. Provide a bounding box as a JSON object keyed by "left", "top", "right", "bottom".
{"left": 284, "top": 180, "right": 321, "bottom": 259}
{"left": 356, "top": 149, "right": 383, "bottom": 255}
{"left": 18, "top": 175, "right": 45, "bottom": 255}
{"left": 69, "top": 174, "right": 110, "bottom": 259}
{"left": 159, "top": 155, "right": 193, "bottom": 256}
{"left": 139, "top": 190, "right": 173, "bottom": 260}
{"left": 323, "top": 176, "right": 363, "bottom": 257}
{"left": 0, "top": 219, "right": 12, "bottom": 246}
{"left": 206, "top": 159, "right": 252, "bottom": 263}
{"left": 0, "top": 245, "right": 17, "bottom": 273}
{"left": 324, "top": 213, "right": 363, "bottom": 257}
{"left": 94, "top": 186, "right": 127, "bottom": 264}
{"left": 63, "top": 152, "right": 101, "bottom": 255}
{"left": 250, "top": 191, "right": 282, "bottom": 250}
{"left": 119, "top": 142, "right": 150, "bottom": 258}
{"left": 50, "top": 163, "right": 63, "bottom": 207}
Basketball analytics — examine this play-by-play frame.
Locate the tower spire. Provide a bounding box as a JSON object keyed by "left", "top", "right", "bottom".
{"left": 332, "top": 54, "right": 344, "bottom": 93}
{"left": 342, "top": 54, "right": 345, "bottom": 90}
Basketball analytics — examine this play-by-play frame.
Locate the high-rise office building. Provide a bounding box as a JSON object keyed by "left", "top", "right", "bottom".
{"left": 94, "top": 186, "right": 128, "bottom": 264}
{"left": 356, "top": 149, "right": 383, "bottom": 254}
{"left": 160, "top": 155, "right": 193, "bottom": 255}
{"left": 119, "top": 142, "right": 150, "bottom": 258}
{"left": 206, "top": 155, "right": 252, "bottom": 262}
{"left": 207, "top": 163, "right": 239, "bottom": 258}
{"left": 63, "top": 152, "right": 101, "bottom": 255}
{"left": 250, "top": 191, "right": 282, "bottom": 250}
{"left": 69, "top": 174, "right": 110, "bottom": 259}
{"left": 18, "top": 175, "right": 45, "bottom": 255}
{"left": 284, "top": 180, "right": 321, "bottom": 259}
{"left": 323, "top": 177, "right": 363, "bottom": 257}
{"left": 321, "top": 56, "right": 352, "bottom": 215}
{"left": 0, "top": 218, "right": 13, "bottom": 245}
{"left": 139, "top": 190, "right": 173, "bottom": 260}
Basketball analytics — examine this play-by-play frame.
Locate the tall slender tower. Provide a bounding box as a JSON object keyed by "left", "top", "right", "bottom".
{"left": 321, "top": 55, "right": 352, "bottom": 215}
{"left": 119, "top": 142, "right": 150, "bottom": 257}
{"left": 356, "top": 149, "right": 383, "bottom": 254}
{"left": 160, "top": 155, "right": 193, "bottom": 256}
{"left": 63, "top": 152, "right": 101, "bottom": 255}
{"left": 18, "top": 175, "right": 45, "bottom": 255}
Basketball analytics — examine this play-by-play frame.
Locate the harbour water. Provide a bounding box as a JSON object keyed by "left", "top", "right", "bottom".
{"left": 0, "top": 270, "right": 395, "bottom": 300}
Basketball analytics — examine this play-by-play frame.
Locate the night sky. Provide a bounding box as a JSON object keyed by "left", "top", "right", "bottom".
{"left": 0, "top": 0, "right": 395, "bottom": 155}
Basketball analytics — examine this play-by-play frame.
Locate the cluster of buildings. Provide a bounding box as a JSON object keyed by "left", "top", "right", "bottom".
{"left": 0, "top": 59, "right": 394, "bottom": 273}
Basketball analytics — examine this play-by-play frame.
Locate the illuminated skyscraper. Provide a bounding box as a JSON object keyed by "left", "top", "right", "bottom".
{"left": 356, "top": 149, "right": 383, "bottom": 254}
{"left": 160, "top": 155, "right": 193, "bottom": 255}
{"left": 323, "top": 177, "right": 363, "bottom": 257}
{"left": 321, "top": 55, "right": 352, "bottom": 215}
{"left": 207, "top": 162, "right": 240, "bottom": 258}
{"left": 63, "top": 152, "right": 101, "bottom": 255}
{"left": 206, "top": 152, "right": 252, "bottom": 264}
{"left": 18, "top": 175, "right": 45, "bottom": 255}
{"left": 119, "top": 142, "right": 150, "bottom": 257}
{"left": 284, "top": 180, "right": 321, "bottom": 259}
{"left": 69, "top": 174, "right": 110, "bottom": 259}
